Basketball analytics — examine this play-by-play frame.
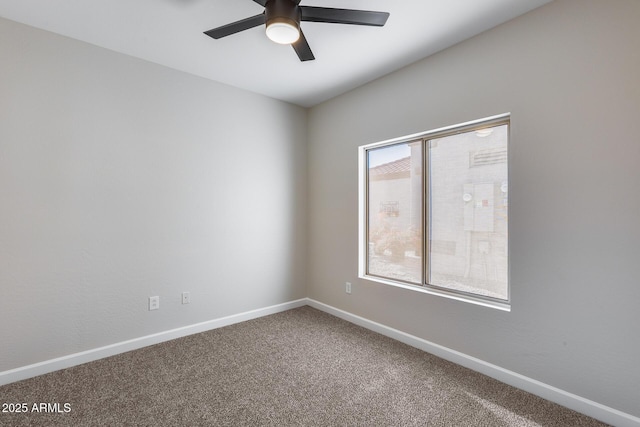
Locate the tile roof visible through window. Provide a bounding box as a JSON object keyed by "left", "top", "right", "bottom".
{"left": 369, "top": 156, "right": 411, "bottom": 180}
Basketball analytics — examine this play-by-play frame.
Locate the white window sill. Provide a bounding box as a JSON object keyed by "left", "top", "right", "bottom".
{"left": 359, "top": 274, "right": 511, "bottom": 312}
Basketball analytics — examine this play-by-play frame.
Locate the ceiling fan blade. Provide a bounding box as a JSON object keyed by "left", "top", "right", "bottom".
{"left": 204, "top": 14, "right": 265, "bottom": 39}
{"left": 292, "top": 30, "right": 315, "bottom": 62}
{"left": 253, "top": 0, "right": 267, "bottom": 6}
{"left": 301, "top": 6, "right": 389, "bottom": 27}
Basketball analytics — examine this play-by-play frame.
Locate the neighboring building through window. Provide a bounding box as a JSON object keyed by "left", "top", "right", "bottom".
{"left": 360, "top": 115, "right": 510, "bottom": 309}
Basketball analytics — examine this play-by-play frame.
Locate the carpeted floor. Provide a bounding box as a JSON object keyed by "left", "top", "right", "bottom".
{"left": 0, "top": 306, "right": 608, "bottom": 426}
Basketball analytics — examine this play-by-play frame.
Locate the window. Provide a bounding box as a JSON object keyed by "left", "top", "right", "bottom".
{"left": 360, "top": 115, "right": 510, "bottom": 309}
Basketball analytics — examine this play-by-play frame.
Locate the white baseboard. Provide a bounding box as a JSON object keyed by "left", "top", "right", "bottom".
{"left": 2, "top": 297, "right": 637, "bottom": 427}
{"left": 0, "top": 298, "right": 307, "bottom": 387}
{"left": 307, "top": 299, "right": 640, "bottom": 427}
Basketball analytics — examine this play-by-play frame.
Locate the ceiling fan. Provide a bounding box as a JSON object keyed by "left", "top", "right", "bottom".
{"left": 204, "top": 0, "right": 390, "bottom": 62}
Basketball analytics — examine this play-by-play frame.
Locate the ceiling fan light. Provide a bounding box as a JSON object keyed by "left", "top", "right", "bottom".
{"left": 266, "top": 20, "right": 300, "bottom": 45}
{"left": 475, "top": 128, "right": 494, "bottom": 138}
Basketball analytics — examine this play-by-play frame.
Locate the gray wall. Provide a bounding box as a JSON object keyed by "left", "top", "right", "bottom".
{"left": 307, "top": 0, "right": 640, "bottom": 417}
{"left": 0, "top": 17, "right": 307, "bottom": 371}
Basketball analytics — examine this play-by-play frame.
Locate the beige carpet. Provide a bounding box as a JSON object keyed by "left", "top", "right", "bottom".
{"left": 0, "top": 306, "right": 607, "bottom": 426}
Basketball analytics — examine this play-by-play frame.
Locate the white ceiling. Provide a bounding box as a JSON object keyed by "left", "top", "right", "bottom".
{"left": 0, "top": 0, "right": 550, "bottom": 107}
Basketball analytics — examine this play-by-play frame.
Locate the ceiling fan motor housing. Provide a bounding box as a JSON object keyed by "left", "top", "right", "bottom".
{"left": 265, "top": 0, "right": 301, "bottom": 31}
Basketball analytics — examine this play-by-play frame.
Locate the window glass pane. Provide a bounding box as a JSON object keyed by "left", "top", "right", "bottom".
{"left": 428, "top": 124, "right": 508, "bottom": 300}
{"left": 367, "top": 142, "right": 422, "bottom": 284}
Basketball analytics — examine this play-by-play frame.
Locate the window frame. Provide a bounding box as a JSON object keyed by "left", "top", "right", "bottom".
{"left": 358, "top": 114, "right": 511, "bottom": 311}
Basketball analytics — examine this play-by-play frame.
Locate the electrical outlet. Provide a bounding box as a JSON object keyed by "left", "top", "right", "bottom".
{"left": 149, "top": 296, "right": 160, "bottom": 311}
{"left": 182, "top": 292, "right": 190, "bottom": 305}
{"left": 346, "top": 282, "right": 352, "bottom": 294}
